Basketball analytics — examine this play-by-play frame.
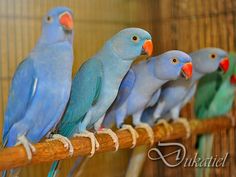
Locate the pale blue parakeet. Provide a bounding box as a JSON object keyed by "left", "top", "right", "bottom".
{"left": 2, "top": 7, "right": 74, "bottom": 177}
{"left": 142, "top": 48, "right": 229, "bottom": 137}
{"left": 103, "top": 50, "right": 192, "bottom": 147}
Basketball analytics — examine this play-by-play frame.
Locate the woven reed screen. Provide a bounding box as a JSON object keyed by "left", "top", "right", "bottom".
{"left": 0, "top": 0, "right": 235, "bottom": 176}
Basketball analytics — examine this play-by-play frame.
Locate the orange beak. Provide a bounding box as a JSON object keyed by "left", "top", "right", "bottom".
{"left": 59, "top": 12, "right": 73, "bottom": 31}
{"left": 141, "top": 40, "right": 153, "bottom": 56}
{"left": 230, "top": 74, "right": 236, "bottom": 85}
{"left": 181, "top": 62, "right": 193, "bottom": 80}
{"left": 219, "top": 57, "right": 229, "bottom": 73}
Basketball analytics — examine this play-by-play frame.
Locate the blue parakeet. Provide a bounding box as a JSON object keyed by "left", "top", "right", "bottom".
{"left": 2, "top": 7, "right": 74, "bottom": 177}
{"left": 126, "top": 48, "right": 229, "bottom": 177}
{"left": 144, "top": 48, "right": 229, "bottom": 137}
{"left": 194, "top": 52, "right": 236, "bottom": 177}
{"left": 103, "top": 50, "right": 192, "bottom": 147}
{"left": 48, "top": 28, "right": 153, "bottom": 177}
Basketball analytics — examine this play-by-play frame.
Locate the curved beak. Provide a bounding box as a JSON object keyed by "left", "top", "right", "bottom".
{"left": 181, "top": 62, "right": 193, "bottom": 80}
{"left": 219, "top": 57, "right": 229, "bottom": 73}
{"left": 59, "top": 12, "right": 73, "bottom": 31}
{"left": 141, "top": 40, "right": 153, "bottom": 56}
{"left": 230, "top": 74, "right": 236, "bottom": 85}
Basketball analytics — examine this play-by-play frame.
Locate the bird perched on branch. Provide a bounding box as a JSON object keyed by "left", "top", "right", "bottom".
{"left": 143, "top": 48, "right": 229, "bottom": 138}
{"left": 48, "top": 28, "right": 153, "bottom": 177}
{"left": 1, "top": 7, "right": 74, "bottom": 177}
{"left": 126, "top": 48, "right": 230, "bottom": 177}
{"left": 103, "top": 50, "right": 192, "bottom": 147}
{"left": 194, "top": 52, "right": 236, "bottom": 177}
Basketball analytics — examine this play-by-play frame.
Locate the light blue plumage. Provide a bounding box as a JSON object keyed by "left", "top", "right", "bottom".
{"left": 142, "top": 48, "right": 229, "bottom": 137}
{"left": 2, "top": 7, "right": 74, "bottom": 177}
{"left": 48, "top": 28, "right": 153, "bottom": 177}
{"left": 103, "top": 50, "right": 192, "bottom": 146}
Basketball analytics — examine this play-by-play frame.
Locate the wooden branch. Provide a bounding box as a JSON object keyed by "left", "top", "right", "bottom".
{"left": 0, "top": 116, "right": 234, "bottom": 171}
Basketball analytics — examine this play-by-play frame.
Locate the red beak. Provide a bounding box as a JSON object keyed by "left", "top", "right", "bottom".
{"left": 181, "top": 62, "right": 193, "bottom": 79}
{"left": 230, "top": 74, "right": 236, "bottom": 85}
{"left": 59, "top": 12, "right": 73, "bottom": 30}
{"left": 142, "top": 40, "right": 153, "bottom": 56}
{"left": 219, "top": 57, "right": 229, "bottom": 73}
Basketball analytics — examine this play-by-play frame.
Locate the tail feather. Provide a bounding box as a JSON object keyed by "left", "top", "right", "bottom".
{"left": 196, "top": 134, "right": 214, "bottom": 177}
{"left": 125, "top": 145, "right": 148, "bottom": 177}
{"left": 1, "top": 171, "right": 7, "bottom": 177}
{"left": 48, "top": 161, "right": 60, "bottom": 177}
{"left": 1, "top": 135, "right": 8, "bottom": 177}
{"left": 67, "top": 157, "right": 86, "bottom": 177}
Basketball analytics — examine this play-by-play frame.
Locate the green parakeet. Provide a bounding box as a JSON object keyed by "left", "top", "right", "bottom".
{"left": 194, "top": 52, "right": 236, "bottom": 177}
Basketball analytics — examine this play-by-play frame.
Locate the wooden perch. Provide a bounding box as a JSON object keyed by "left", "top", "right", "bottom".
{"left": 0, "top": 116, "right": 234, "bottom": 171}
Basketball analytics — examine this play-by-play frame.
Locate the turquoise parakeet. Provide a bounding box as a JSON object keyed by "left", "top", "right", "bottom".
{"left": 48, "top": 28, "right": 153, "bottom": 177}
{"left": 194, "top": 52, "right": 236, "bottom": 177}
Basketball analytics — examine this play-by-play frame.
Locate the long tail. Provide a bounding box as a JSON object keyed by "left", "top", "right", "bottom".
{"left": 48, "top": 161, "right": 61, "bottom": 177}
{"left": 67, "top": 157, "right": 86, "bottom": 177}
{"left": 125, "top": 145, "right": 148, "bottom": 177}
{"left": 196, "top": 134, "right": 214, "bottom": 177}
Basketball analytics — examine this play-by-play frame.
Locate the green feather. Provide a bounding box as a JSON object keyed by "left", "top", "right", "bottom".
{"left": 195, "top": 52, "right": 236, "bottom": 177}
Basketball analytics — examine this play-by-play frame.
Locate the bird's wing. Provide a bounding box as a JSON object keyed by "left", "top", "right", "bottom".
{"left": 207, "top": 78, "right": 235, "bottom": 117}
{"left": 58, "top": 59, "right": 103, "bottom": 136}
{"left": 112, "top": 68, "right": 136, "bottom": 109}
{"left": 3, "top": 59, "right": 36, "bottom": 146}
{"left": 147, "top": 89, "right": 161, "bottom": 107}
{"left": 194, "top": 71, "right": 222, "bottom": 119}
{"left": 181, "top": 83, "right": 197, "bottom": 108}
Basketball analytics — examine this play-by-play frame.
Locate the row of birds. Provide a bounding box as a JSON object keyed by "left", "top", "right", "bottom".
{"left": 1, "top": 6, "right": 235, "bottom": 177}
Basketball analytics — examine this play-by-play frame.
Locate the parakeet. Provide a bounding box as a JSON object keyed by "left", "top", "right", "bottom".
{"left": 2, "top": 7, "right": 74, "bottom": 177}
{"left": 147, "top": 48, "right": 229, "bottom": 137}
{"left": 126, "top": 48, "right": 229, "bottom": 177}
{"left": 194, "top": 52, "right": 236, "bottom": 177}
{"left": 103, "top": 50, "right": 192, "bottom": 147}
{"left": 48, "top": 28, "right": 153, "bottom": 177}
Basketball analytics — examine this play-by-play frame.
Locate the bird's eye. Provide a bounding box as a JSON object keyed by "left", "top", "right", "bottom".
{"left": 132, "top": 35, "right": 139, "bottom": 43}
{"left": 46, "top": 16, "right": 53, "bottom": 23}
{"left": 210, "top": 53, "right": 217, "bottom": 59}
{"left": 171, "top": 57, "right": 179, "bottom": 64}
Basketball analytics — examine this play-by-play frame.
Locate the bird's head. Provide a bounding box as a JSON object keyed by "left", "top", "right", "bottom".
{"left": 191, "top": 48, "right": 229, "bottom": 75}
{"left": 154, "top": 50, "right": 192, "bottom": 80}
{"left": 40, "top": 7, "right": 74, "bottom": 45}
{"left": 110, "top": 28, "right": 153, "bottom": 60}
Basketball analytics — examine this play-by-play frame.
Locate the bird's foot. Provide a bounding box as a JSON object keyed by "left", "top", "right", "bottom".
{"left": 174, "top": 118, "right": 191, "bottom": 138}
{"left": 156, "top": 119, "right": 173, "bottom": 137}
{"left": 96, "top": 128, "right": 119, "bottom": 151}
{"left": 73, "top": 131, "right": 99, "bottom": 157}
{"left": 46, "top": 134, "right": 74, "bottom": 156}
{"left": 135, "top": 123, "right": 154, "bottom": 146}
{"left": 119, "top": 124, "right": 139, "bottom": 148}
{"left": 16, "top": 135, "right": 36, "bottom": 160}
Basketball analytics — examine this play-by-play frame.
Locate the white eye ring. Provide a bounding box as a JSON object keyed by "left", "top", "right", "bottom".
{"left": 132, "top": 35, "right": 139, "bottom": 43}
{"left": 45, "top": 16, "right": 53, "bottom": 23}
{"left": 171, "top": 57, "right": 179, "bottom": 64}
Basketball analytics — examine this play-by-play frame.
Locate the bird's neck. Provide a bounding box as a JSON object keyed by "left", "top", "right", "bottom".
{"left": 97, "top": 41, "right": 133, "bottom": 72}
{"left": 146, "top": 57, "right": 168, "bottom": 84}
{"left": 35, "top": 33, "right": 73, "bottom": 50}
{"left": 191, "top": 67, "right": 205, "bottom": 82}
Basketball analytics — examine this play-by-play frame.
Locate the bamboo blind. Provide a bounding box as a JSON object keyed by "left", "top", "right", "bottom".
{"left": 0, "top": 0, "right": 236, "bottom": 177}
